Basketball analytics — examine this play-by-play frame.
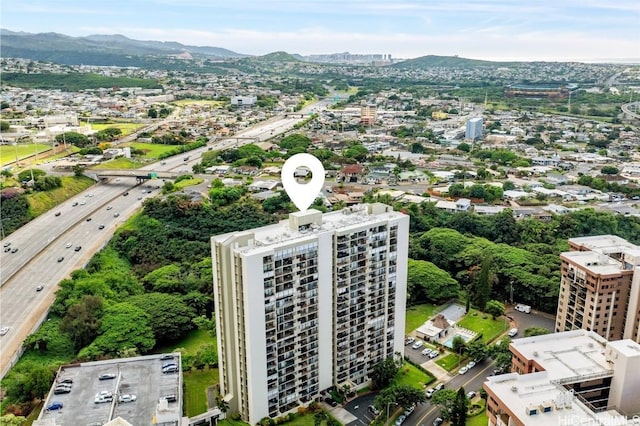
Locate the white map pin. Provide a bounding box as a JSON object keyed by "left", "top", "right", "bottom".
{"left": 281, "top": 153, "right": 325, "bottom": 212}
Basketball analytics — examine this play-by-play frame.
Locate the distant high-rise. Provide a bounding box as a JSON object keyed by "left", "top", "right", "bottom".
{"left": 465, "top": 117, "right": 483, "bottom": 140}
{"left": 556, "top": 235, "right": 640, "bottom": 342}
{"left": 212, "top": 204, "right": 409, "bottom": 424}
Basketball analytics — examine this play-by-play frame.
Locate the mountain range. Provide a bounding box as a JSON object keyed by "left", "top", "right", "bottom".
{"left": 1, "top": 29, "right": 510, "bottom": 69}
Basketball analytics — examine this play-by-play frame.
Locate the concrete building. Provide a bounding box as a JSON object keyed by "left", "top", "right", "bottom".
{"left": 211, "top": 204, "right": 409, "bottom": 424}
{"left": 231, "top": 96, "right": 257, "bottom": 107}
{"left": 360, "top": 104, "right": 377, "bottom": 126}
{"left": 35, "top": 354, "right": 183, "bottom": 426}
{"left": 465, "top": 117, "right": 484, "bottom": 140}
{"left": 484, "top": 330, "right": 640, "bottom": 426}
{"left": 556, "top": 235, "right": 640, "bottom": 342}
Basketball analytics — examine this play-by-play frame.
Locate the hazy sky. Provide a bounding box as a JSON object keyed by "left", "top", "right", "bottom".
{"left": 2, "top": 0, "right": 639, "bottom": 61}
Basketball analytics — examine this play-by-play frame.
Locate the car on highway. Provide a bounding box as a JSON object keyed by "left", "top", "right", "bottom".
{"left": 118, "top": 394, "right": 137, "bottom": 403}
{"left": 411, "top": 340, "right": 424, "bottom": 350}
{"left": 0, "top": 327, "right": 10, "bottom": 336}
{"left": 86, "top": 217, "right": 92, "bottom": 222}
{"left": 65, "top": 242, "right": 72, "bottom": 248}
{"left": 80, "top": 201, "right": 86, "bottom": 205}
{"left": 10, "top": 247, "right": 18, "bottom": 253}
{"left": 74, "top": 246, "right": 82, "bottom": 252}
{"left": 57, "top": 257, "right": 64, "bottom": 262}
{"left": 36, "top": 284, "right": 44, "bottom": 291}
{"left": 98, "top": 373, "right": 116, "bottom": 381}
{"left": 46, "top": 402, "right": 63, "bottom": 411}
{"left": 106, "top": 206, "right": 113, "bottom": 210}
{"left": 459, "top": 366, "right": 469, "bottom": 375}
{"left": 55, "top": 211, "right": 61, "bottom": 216}
{"left": 3, "top": 242, "right": 10, "bottom": 248}
{"left": 3, "top": 247, "right": 10, "bottom": 253}
{"left": 508, "top": 328, "right": 519, "bottom": 337}
{"left": 98, "top": 224, "right": 105, "bottom": 230}
{"left": 72, "top": 202, "right": 78, "bottom": 207}
{"left": 114, "top": 213, "right": 120, "bottom": 217}
{"left": 123, "top": 192, "right": 129, "bottom": 196}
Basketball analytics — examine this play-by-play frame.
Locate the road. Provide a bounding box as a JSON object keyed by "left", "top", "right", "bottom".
{"left": 0, "top": 101, "right": 327, "bottom": 378}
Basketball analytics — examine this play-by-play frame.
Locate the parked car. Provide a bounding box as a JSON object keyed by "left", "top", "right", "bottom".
{"left": 46, "top": 402, "right": 63, "bottom": 411}
{"left": 54, "top": 387, "right": 71, "bottom": 395}
{"left": 403, "top": 405, "right": 415, "bottom": 417}
{"left": 119, "top": 394, "right": 137, "bottom": 403}
{"left": 433, "top": 418, "right": 443, "bottom": 426}
{"left": 58, "top": 378, "right": 73, "bottom": 384}
{"left": 98, "top": 373, "right": 116, "bottom": 380}
{"left": 163, "top": 394, "right": 177, "bottom": 403}
{"left": 368, "top": 405, "right": 380, "bottom": 416}
{"left": 421, "top": 348, "right": 432, "bottom": 356}
{"left": 325, "top": 398, "right": 338, "bottom": 407}
{"left": 508, "top": 328, "right": 518, "bottom": 337}
{"left": 162, "top": 365, "right": 179, "bottom": 374}
{"left": 467, "top": 391, "right": 477, "bottom": 399}
{"left": 515, "top": 304, "right": 531, "bottom": 313}
{"left": 459, "top": 366, "right": 469, "bottom": 375}
{"left": 394, "top": 414, "right": 406, "bottom": 426}
{"left": 160, "top": 354, "right": 174, "bottom": 360}
{"left": 411, "top": 340, "right": 424, "bottom": 350}
{"left": 466, "top": 361, "right": 476, "bottom": 369}
{"left": 405, "top": 337, "right": 415, "bottom": 345}
{"left": 425, "top": 388, "right": 435, "bottom": 398}
{"left": 429, "top": 351, "right": 439, "bottom": 359}
{"left": 435, "top": 383, "right": 445, "bottom": 391}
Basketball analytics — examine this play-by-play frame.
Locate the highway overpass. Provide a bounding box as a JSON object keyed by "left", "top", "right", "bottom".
{"left": 621, "top": 101, "right": 640, "bottom": 120}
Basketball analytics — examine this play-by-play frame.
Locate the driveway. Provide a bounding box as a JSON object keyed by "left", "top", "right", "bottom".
{"left": 506, "top": 305, "right": 556, "bottom": 338}
{"left": 343, "top": 392, "right": 378, "bottom": 426}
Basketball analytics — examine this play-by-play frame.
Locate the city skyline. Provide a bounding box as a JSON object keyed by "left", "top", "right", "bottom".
{"left": 1, "top": 0, "right": 639, "bottom": 62}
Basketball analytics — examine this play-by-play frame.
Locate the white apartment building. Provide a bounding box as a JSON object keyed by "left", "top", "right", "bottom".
{"left": 211, "top": 204, "right": 409, "bottom": 424}
{"left": 485, "top": 330, "right": 640, "bottom": 426}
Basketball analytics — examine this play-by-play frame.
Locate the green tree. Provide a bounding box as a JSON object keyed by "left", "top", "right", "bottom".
{"left": 0, "top": 121, "right": 10, "bottom": 131}
{"left": 78, "top": 302, "right": 155, "bottom": 359}
{"left": 25, "top": 367, "right": 55, "bottom": 400}
{"left": 0, "top": 414, "right": 27, "bottom": 425}
{"left": 128, "top": 292, "right": 196, "bottom": 343}
{"left": 484, "top": 300, "right": 505, "bottom": 319}
{"left": 451, "top": 336, "right": 466, "bottom": 354}
{"left": 473, "top": 257, "right": 492, "bottom": 309}
{"left": 72, "top": 164, "right": 85, "bottom": 177}
{"left": 524, "top": 327, "right": 551, "bottom": 337}
{"left": 407, "top": 259, "right": 460, "bottom": 303}
{"left": 55, "top": 131, "right": 90, "bottom": 147}
{"left": 59, "top": 295, "right": 104, "bottom": 351}
{"left": 17, "top": 168, "right": 46, "bottom": 182}
{"left": 457, "top": 142, "right": 471, "bottom": 152}
{"left": 148, "top": 108, "right": 158, "bottom": 118}
{"left": 343, "top": 143, "right": 369, "bottom": 161}
{"left": 466, "top": 341, "right": 487, "bottom": 361}
{"left": 502, "top": 180, "right": 515, "bottom": 190}
{"left": 431, "top": 389, "right": 457, "bottom": 420}
{"left": 370, "top": 356, "right": 400, "bottom": 390}
{"left": 601, "top": 165, "right": 619, "bottom": 175}
{"left": 450, "top": 387, "right": 468, "bottom": 426}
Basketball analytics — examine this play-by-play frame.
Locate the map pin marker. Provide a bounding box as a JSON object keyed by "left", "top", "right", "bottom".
{"left": 281, "top": 153, "right": 325, "bottom": 212}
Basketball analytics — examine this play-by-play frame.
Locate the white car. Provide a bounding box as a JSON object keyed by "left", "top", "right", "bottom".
{"left": 118, "top": 394, "right": 137, "bottom": 403}
{"left": 466, "top": 361, "right": 476, "bottom": 369}
{"left": 411, "top": 340, "right": 424, "bottom": 350}
{"left": 0, "top": 326, "right": 10, "bottom": 336}
{"left": 65, "top": 242, "right": 72, "bottom": 248}
{"left": 425, "top": 388, "right": 435, "bottom": 398}
{"left": 429, "top": 351, "right": 439, "bottom": 359}
{"left": 508, "top": 328, "right": 518, "bottom": 337}
{"left": 459, "top": 366, "right": 469, "bottom": 375}
{"left": 421, "top": 348, "right": 432, "bottom": 356}
{"left": 405, "top": 337, "right": 415, "bottom": 346}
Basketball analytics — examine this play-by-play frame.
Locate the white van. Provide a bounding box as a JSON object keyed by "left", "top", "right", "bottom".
{"left": 508, "top": 328, "right": 518, "bottom": 337}
{"left": 515, "top": 304, "right": 531, "bottom": 313}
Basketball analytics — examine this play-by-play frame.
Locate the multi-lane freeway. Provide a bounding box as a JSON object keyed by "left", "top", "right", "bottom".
{"left": 0, "top": 102, "right": 326, "bottom": 377}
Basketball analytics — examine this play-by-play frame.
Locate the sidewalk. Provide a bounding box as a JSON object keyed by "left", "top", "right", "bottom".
{"left": 422, "top": 359, "right": 450, "bottom": 384}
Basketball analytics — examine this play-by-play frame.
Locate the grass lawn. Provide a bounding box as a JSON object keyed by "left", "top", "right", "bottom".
{"left": 435, "top": 353, "right": 461, "bottom": 371}
{"left": 84, "top": 121, "right": 145, "bottom": 136}
{"left": 183, "top": 369, "right": 219, "bottom": 417}
{"left": 89, "top": 157, "right": 143, "bottom": 169}
{"left": 457, "top": 309, "right": 509, "bottom": 343}
{"left": 27, "top": 176, "right": 96, "bottom": 216}
{"left": 405, "top": 303, "right": 440, "bottom": 334}
{"left": 175, "top": 178, "right": 204, "bottom": 189}
{"left": 154, "top": 329, "right": 213, "bottom": 355}
{"left": 128, "top": 142, "right": 183, "bottom": 159}
{"left": 217, "top": 420, "right": 250, "bottom": 426}
{"left": 0, "top": 143, "right": 52, "bottom": 165}
{"left": 467, "top": 412, "right": 489, "bottom": 425}
{"left": 394, "top": 362, "right": 434, "bottom": 388}
{"left": 173, "top": 99, "right": 226, "bottom": 107}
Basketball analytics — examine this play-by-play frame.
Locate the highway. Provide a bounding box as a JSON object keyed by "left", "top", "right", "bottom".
{"left": 0, "top": 100, "right": 327, "bottom": 378}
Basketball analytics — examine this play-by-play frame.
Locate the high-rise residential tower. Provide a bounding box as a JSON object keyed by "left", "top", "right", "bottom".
{"left": 212, "top": 204, "right": 409, "bottom": 424}
{"left": 556, "top": 235, "right": 640, "bottom": 342}
{"left": 465, "top": 117, "right": 484, "bottom": 140}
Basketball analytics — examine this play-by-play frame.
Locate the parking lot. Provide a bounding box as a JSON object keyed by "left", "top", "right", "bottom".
{"left": 38, "top": 354, "right": 183, "bottom": 425}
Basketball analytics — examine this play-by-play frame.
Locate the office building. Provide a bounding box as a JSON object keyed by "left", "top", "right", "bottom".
{"left": 465, "top": 117, "right": 483, "bottom": 140}
{"left": 555, "top": 235, "right": 640, "bottom": 342}
{"left": 361, "top": 104, "right": 377, "bottom": 126}
{"left": 484, "top": 330, "right": 640, "bottom": 425}
{"left": 212, "top": 204, "right": 409, "bottom": 424}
